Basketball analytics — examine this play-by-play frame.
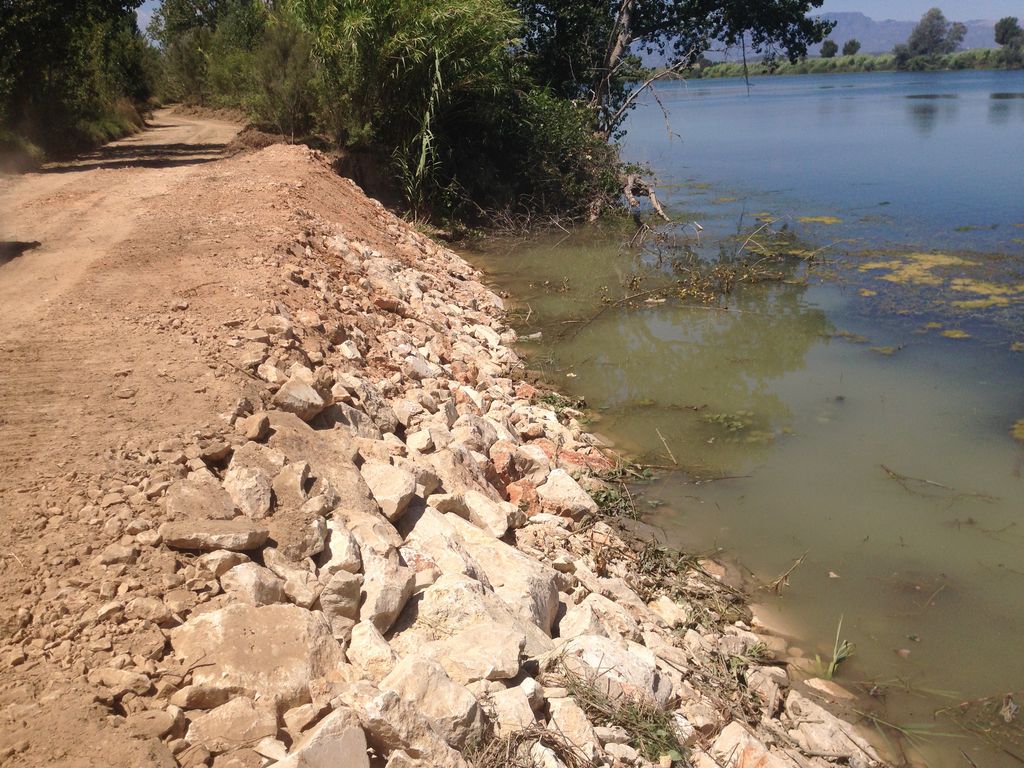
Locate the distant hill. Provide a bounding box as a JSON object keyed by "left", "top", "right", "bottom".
{"left": 809, "top": 12, "right": 997, "bottom": 55}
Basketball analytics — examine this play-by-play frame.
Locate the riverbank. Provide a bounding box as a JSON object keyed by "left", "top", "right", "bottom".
{"left": 686, "top": 47, "right": 1022, "bottom": 78}
{"left": 0, "top": 131, "right": 887, "bottom": 766}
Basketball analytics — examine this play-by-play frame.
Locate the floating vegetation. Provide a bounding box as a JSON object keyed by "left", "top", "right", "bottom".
{"left": 951, "top": 297, "right": 1011, "bottom": 309}
{"left": 940, "top": 329, "right": 971, "bottom": 339}
{"left": 712, "top": 196, "right": 738, "bottom": 203}
{"left": 1011, "top": 342, "right": 1024, "bottom": 352}
{"left": 858, "top": 252, "right": 973, "bottom": 286}
{"left": 954, "top": 224, "right": 998, "bottom": 232}
{"left": 704, "top": 411, "right": 754, "bottom": 432}
{"left": 798, "top": 215, "right": 842, "bottom": 225}
{"left": 834, "top": 330, "right": 869, "bottom": 343}
{"left": 1013, "top": 419, "right": 1024, "bottom": 444}
{"left": 702, "top": 411, "right": 775, "bottom": 445}
{"left": 859, "top": 288, "right": 877, "bottom": 297}
{"left": 870, "top": 346, "right": 899, "bottom": 356}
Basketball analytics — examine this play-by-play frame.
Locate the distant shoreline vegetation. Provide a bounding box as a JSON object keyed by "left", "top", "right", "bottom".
{"left": 688, "top": 48, "right": 1022, "bottom": 79}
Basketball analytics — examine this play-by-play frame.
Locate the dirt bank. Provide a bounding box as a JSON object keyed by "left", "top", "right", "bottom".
{"left": 0, "top": 120, "right": 884, "bottom": 767}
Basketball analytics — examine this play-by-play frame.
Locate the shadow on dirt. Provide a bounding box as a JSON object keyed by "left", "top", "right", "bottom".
{"left": 40, "top": 141, "right": 227, "bottom": 174}
{"left": 0, "top": 241, "right": 41, "bottom": 266}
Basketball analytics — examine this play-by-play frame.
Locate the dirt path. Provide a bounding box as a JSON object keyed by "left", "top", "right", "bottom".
{"left": 0, "top": 109, "right": 239, "bottom": 332}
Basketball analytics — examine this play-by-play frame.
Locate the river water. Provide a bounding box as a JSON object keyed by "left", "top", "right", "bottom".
{"left": 466, "top": 70, "right": 1024, "bottom": 767}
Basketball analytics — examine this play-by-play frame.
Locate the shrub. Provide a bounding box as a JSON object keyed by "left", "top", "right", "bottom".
{"left": 251, "top": 19, "right": 316, "bottom": 140}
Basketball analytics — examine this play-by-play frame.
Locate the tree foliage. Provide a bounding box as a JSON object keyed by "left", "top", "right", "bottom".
{"left": 842, "top": 38, "right": 860, "bottom": 56}
{"left": 516, "top": 0, "right": 834, "bottom": 136}
{"left": 995, "top": 17, "right": 1023, "bottom": 47}
{"left": 0, "top": 0, "right": 156, "bottom": 154}
{"left": 820, "top": 39, "right": 838, "bottom": 58}
{"left": 895, "top": 8, "right": 966, "bottom": 69}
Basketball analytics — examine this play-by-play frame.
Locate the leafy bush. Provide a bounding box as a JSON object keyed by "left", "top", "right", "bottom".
{"left": 251, "top": 19, "right": 316, "bottom": 139}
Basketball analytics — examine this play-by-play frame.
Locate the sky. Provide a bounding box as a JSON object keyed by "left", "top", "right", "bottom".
{"left": 818, "top": 0, "right": 1022, "bottom": 21}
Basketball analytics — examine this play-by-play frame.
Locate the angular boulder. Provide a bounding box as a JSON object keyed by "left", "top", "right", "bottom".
{"left": 186, "top": 697, "right": 277, "bottom": 755}
{"left": 170, "top": 604, "right": 353, "bottom": 713}
{"left": 220, "top": 562, "right": 286, "bottom": 606}
{"left": 160, "top": 519, "right": 269, "bottom": 552}
{"left": 276, "top": 707, "right": 370, "bottom": 768}
{"left": 223, "top": 466, "right": 273, "bottom": 519}
{"left": 272, "top": 376, "right": 327, "bottom": 422}
{"left": 536, "top": 469, "right": 598, "bottom": 520}
{"left": 359, "top": 461, "right": 417, "bottom": 522}
{"left": 165, "top": 476, "right": 236, "bottom": 521}
{"left": 379, "top": 657, "right": 483, "bottom": 749}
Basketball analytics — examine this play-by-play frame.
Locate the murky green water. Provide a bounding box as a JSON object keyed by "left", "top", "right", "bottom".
{"left": 465, "top": 70, "right": 1024, "bottom": 767}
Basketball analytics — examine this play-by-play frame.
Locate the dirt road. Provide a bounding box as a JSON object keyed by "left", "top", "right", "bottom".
{"left": 0, "top": 109, "right": 239, "bottom": 332}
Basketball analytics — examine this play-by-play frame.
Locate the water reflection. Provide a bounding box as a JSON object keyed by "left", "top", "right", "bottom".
{"left": 905, "top": 98, "right": 959, "bottom": 135}
{"left": 989, "top": 92, "right": 1024, "bottom": 125}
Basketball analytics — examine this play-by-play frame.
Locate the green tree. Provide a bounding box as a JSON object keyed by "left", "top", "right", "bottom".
{"left": 995, "top": 17, "right": 1023, "bottom": 47}
{"left": 842, "top": 38, "right": 861, "bottom": 56}
{"left": 820, "top": 38, "right": 838, "bottom": 58}
{"left": 1, "top": 0, "right": 153, "bottom": 154}
{"left": 905, "top": 8, "right": 966, "bottom": 57}
{"left": 515, "top": 0, "right": 835, "bottom": 138}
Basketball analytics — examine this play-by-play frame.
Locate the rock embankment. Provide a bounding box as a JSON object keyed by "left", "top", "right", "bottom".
{"left": 1, "top": 144, "right": 883, "bottom": 768}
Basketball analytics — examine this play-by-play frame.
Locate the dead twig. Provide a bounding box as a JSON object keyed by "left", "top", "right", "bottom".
{"left": 656, "top": 427, "right": 678, "bottom": 466}
{"left": 767, "top": 551, "right": 808, "bottom": 594}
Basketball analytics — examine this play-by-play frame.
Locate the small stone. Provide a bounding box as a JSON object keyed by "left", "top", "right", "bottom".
{"left": 238, "top": 414, "right": 271, "bottom": 442}
{"left": 100, "top": 542, "right": 138, "bottom": 565}
{"left": 126, "top": 709, "right": 178, "bottom": 739}
{"left": 489, "top": 685, "right": 535, "bottom": 737}
{"left": 360, "top": 551, "right": 415, "bottom": 633}
{"left": 87, "top": 667, "right": 152, "bottom": 697}
{"left": 536, "top": 469, "right": 598, "bottom": 519}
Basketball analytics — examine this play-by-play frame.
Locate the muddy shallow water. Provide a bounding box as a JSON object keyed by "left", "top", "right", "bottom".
{"left": 465, "top": 70, "right": 1024, "bottom": 768}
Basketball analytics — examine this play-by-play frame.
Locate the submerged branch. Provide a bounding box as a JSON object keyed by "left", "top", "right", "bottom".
{"left": 880, "top": 465, "right": 999, "bottom": 504}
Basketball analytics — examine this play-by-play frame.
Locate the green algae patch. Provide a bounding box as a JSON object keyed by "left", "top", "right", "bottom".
{"left": 712, "top": 196, "right": 738, "bottom": 204}
{"left": 798, "top": 215, "right": 842, "bottom": 225}
{"left": 859, "top": 288, "right": 877, "bottom": 297}
{"left": 858, "top": 253, "right": 973, "bottom": 286}
{"left": 947, "top": 278, "right": 1024, "bottom": 309}
{"left": 1011, "top": 342, "right": 1024, "bottom": 352}
{"left": 951, "top": 297, "right": 1013, "bottom": 309}
{"left": 941, "top": 329, "right": 971, "bottom": 339}
{"left": 1013, "top": 419, "right": 1024, "bottom": 443}
{"left": 870, "top": 346, "right": 898, "bottom": 356}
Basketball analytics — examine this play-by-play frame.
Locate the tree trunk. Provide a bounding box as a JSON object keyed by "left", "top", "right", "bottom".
{"left": 591, "top": 0, "right": 635, "bottom": 126}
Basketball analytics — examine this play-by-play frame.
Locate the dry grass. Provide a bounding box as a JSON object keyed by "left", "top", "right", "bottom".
{"left": 554, "top": 663, "right": 686, "bottom": 763}
{"left": 470, "top": 724, "right": 592, "bottom": 768}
